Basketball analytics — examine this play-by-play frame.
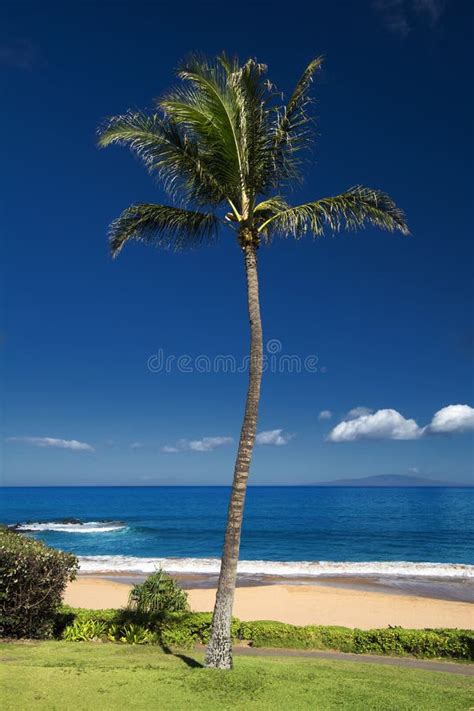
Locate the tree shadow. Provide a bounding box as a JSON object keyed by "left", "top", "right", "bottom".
{"left": 158, "top": 641, "right": 204, "bottom": 669}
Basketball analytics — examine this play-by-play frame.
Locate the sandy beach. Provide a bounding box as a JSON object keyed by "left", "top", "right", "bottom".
{"left": 65, "top": 577, "right": 474, "bottom": 629}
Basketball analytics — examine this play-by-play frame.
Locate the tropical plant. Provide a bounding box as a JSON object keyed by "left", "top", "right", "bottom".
{"left": 62, "top": 619, "right": 108, "bottom": 642}
{"left": 106, "top": 623, "right": 121, "bottom": 642}
{"left": 119, "top": 623, "right": 158, "bottom": 645}
{"left": 128, "top": 569, "right": 189, "bottom": 615}
{"left": 97, "top": 54, "right": 409, "bottom": 668}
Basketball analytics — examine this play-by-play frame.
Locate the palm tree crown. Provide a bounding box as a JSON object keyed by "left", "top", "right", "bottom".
{"left": 98, "top": 54, "right": 409, "bottom": 256}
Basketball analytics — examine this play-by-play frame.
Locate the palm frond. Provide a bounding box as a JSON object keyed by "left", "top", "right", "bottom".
{"left": 284, "top": 57, "right": 323, "bottom": 133}
{"left": 224, "top": 57, "right": 275, "bottom": 199}
{"left": 158, "top": 88, "right": 241, "bottom": 204}
{"left": 108, "top": 203, "right": 219, "bottom": 257}
{"left": 97, "top": 112, "right": 226, "bottom": 206}
{"left": 258, "top": 186, "right": 410, "bottom": 239}
{"left": 170, "top": 54, "right": 245, "bottom": 200}
{"left": 271, "top": 57, "right": 323, "bottom": 182}
{"left": 254, "top": 196, "right": 290, "bottom": 226}
{"left": 165, "top": 54, "right": 276, "bottom": 208}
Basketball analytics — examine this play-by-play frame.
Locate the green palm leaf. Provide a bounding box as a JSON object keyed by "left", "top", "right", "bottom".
{"left": 108, "top": 203, "right": 219, "bottom": 257}
{"left": 272, "top": 57, "right": 323, "bottom": 181}
{"left": 97, "top": 112, "right": 225, "bottom": 205}
{"left": 253, "top": 196, "right": 290, "bottom": 226}
{"left": 171, "top": 54, "right": 245, "bottom": 200}
{"left": 258, "top": 186, "right": 410, "bottom": 239}
{"left": 222, "top": 56, "right": 274, "bottom": 198}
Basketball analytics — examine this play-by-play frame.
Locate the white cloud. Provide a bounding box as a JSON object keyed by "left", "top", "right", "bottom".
{"left": 328, "top": 403, "right": 474, "bottom": 443}
{"left": 187, "top": 436, "right": 233, "bottom": 452}
{"left": 327, "top": 409, "right": 422, "bottom": 442}
{"left": 130, "top": 442, "right": 144, "bottom": 449}
{"left": 162, "top": 445, "right": 179, "bottom": 453}
{"left": 7, "top": 436, "right": 94, "bottom": 452}
{"left": 345, "top": 406, "right": 373, "bottom": 420}
{"left": 427, "top": 404, "right": 474, "bottom": 434}
{"left": 256, "top": 429, "right": 293, "bottom": 446}
{"left": 162, "top": 436, "right": 233, "bottom": 453}
{"left": 165, "top": 430, "right": 293, "bottom": 451}
{"left": 318, "top": 410, "right": 332, "bottom": 421}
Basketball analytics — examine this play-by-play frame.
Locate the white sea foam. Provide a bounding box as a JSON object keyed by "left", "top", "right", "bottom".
{"left": 78, "top": 556, "right": 474, "bottom": 579}
{"left": 14, "top": 521, "right": 126, "bottom": 534}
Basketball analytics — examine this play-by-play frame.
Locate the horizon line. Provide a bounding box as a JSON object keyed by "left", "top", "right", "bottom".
{"left": 1, "top": 484, "right": 473, "bottom": 489}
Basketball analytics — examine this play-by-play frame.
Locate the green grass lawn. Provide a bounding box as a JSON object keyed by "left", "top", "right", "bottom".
{"left": 1, "top": 641, "right": 472, "bottom": 711}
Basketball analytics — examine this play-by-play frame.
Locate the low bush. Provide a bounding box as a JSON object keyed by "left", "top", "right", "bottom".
{"left": 58, "top": 607, "right": 241, "bottom": 649}
{"left": 55, "top": 606, "right": 474, "bottom": 660}
{"left": 0, "top": 527, "right": 78, "bottom": 638}
{"left": 61, "top": 618, "right": 158, "bottom": 644}
{"left": 128, "top": 569, "right": 189, "bottom": 615}
{"left": 55, "top": 605, "right": 120, "bottom": 631}
{"left": 352, "top": 627, "right": 474, "bottom": 660}
{"left": 159, "top": 612, "right": 241, "bottom": 648}
{"left": 239, "top": 621, "right": 474, "bottom": 660}
{"left": 238, "top": 621, "right": 354, "bottom": 651}
{"left": 58, "top": 608, "right": 145, "bottom": 638}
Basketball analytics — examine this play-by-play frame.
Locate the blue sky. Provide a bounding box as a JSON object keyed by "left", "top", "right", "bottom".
{"left": 2, "top": 0, "right": 473, "bottom": 486}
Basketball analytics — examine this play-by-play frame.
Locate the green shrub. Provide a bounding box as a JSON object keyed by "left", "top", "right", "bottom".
{"left": 54, "top": 606, "right": 474, "bottom": 660}
{"left": 352, "top": 627, "right": 474, "bottom": 660}
{"left": 56, "top": 607, "right": 240, "bottom": 649}
{"left": 159, "top": 612, "right": 241, "bottom": 649}
{"left": 238, "top": 620, "right": 474, "bottom": 660}
{"left": 128, "top": 569, "right": 189, "bottom": 615}
{"left": 0, "top": 527, "right": 78, "bottom": 638}
{"left": 238, "top": 621, "right": 332, "bottom": 649}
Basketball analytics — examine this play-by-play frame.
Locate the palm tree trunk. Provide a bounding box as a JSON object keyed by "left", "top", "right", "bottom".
{"left": 205, "top": 239, "right": 263, "bottom": 669}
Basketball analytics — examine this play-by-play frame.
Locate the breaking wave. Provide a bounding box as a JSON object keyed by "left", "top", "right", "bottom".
{"left": 77, "top": 556, "right": 474, "bottom": 579}
{"left": 13, "top": 521, "right": 126, "bottom": 534}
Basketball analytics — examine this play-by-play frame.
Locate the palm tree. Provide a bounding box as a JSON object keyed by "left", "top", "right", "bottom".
{"left": 98, "top": 54, "right": 409, "bottom": 669}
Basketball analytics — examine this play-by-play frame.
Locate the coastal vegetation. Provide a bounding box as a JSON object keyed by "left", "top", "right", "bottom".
{"left": 97, "top": 54, "right": 409, "bottom": 669}
{"left": 128, "top": 568, "right": 189, "bottom": 614}
{"left": 1, "top": 641, "right": 472, "bottom": 711}
{"left": 55, "top": 606, "right": 473, "bottom": 661}
{"left": 0, "top": 527, "right": 77, "bottom": 638}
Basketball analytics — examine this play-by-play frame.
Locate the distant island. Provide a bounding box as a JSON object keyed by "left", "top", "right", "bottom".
{"left": 311, "top": 474, "right": 472, "bottom": 487}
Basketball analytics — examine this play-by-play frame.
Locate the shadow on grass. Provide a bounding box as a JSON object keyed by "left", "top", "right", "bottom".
{"left": 158, "top": 641, "right": 204, "bottom": 669}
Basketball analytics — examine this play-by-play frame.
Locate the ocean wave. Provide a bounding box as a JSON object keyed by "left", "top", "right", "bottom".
{"left": 14, "top": 521, "right": 126, "bottom": 534}
{"left": 78, "top": 556, "right": 474, "bottom": 579}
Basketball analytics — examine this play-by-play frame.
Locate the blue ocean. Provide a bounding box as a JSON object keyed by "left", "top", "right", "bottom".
{"left": 2, "top": 487, "right": 473, "bottom": 590}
